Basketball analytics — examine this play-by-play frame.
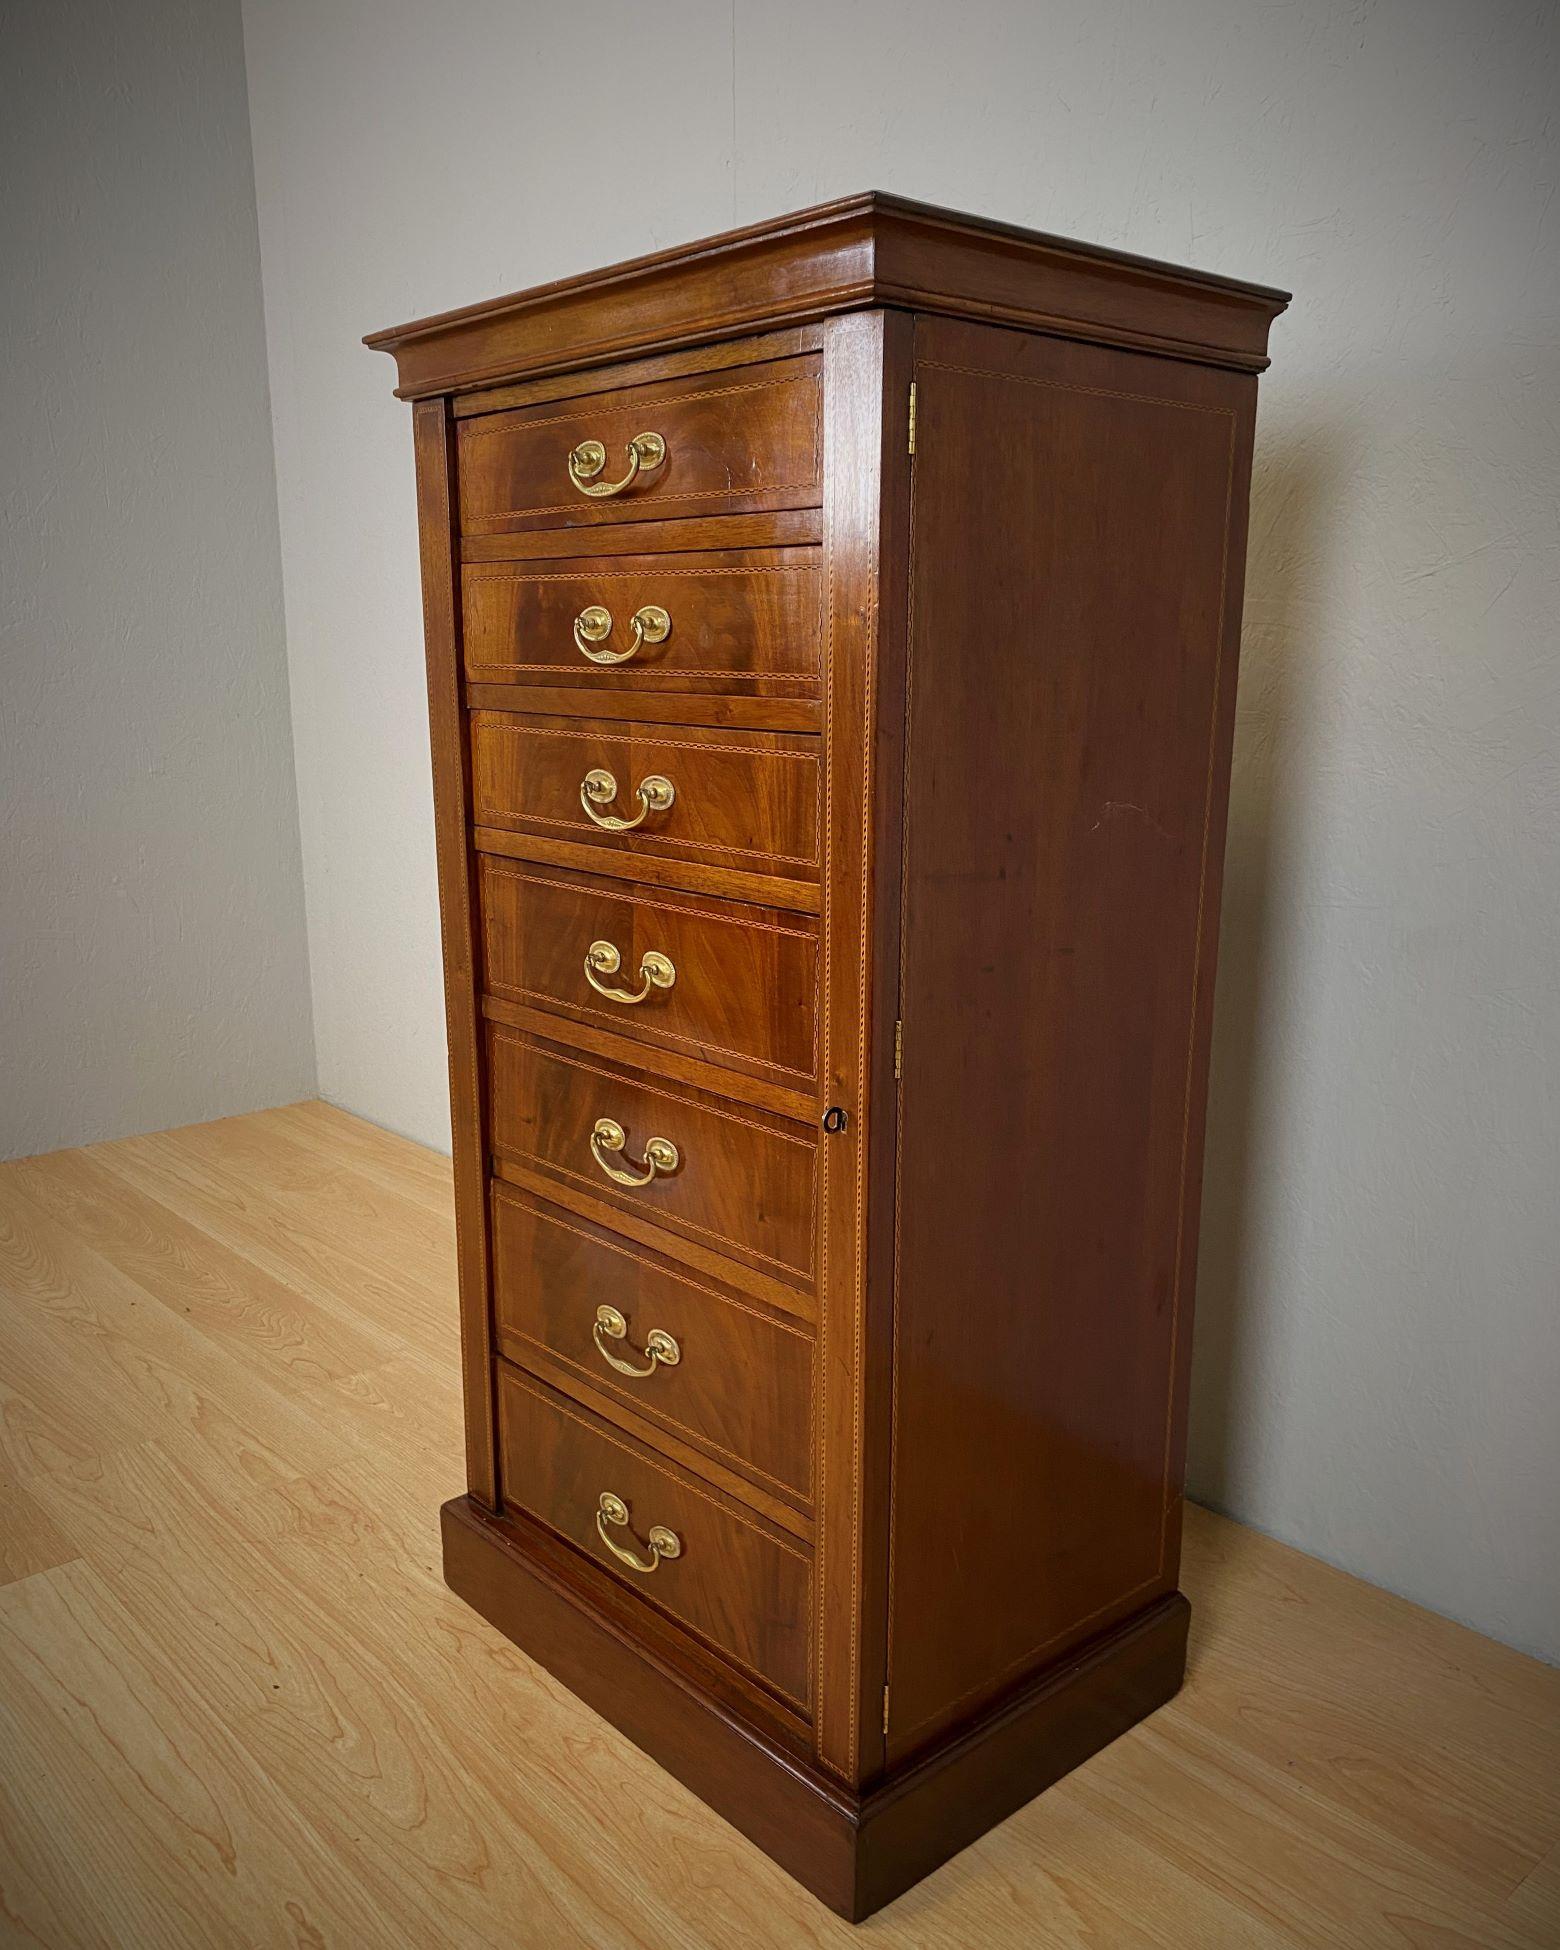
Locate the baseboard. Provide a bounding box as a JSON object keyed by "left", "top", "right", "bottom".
{"left": 442, "top": 1494, "right": 1188, "bottom": 1921}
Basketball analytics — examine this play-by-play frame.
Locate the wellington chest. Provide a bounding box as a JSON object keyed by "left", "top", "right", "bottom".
{"left": 369, "top": 193, "right": 1287, "bottom": 1921}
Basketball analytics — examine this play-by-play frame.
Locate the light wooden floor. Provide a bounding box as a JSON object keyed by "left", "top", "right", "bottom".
{"left": 1, "top": 1103, "right": 1556, "bottom": 1949}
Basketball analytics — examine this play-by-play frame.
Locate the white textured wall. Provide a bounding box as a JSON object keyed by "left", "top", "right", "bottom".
{"left": 2, "top": 0, "right": 314, "bottom": 1160}
{"left": 240, "top": 0, "right": 1560, "bottom": 1660}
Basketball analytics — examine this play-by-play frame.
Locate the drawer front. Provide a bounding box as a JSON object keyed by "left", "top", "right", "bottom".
{"left": 497, "top": 1363, "right": 811, "bottom": 1708}
{"left": 462, "top": 548, "right": 820, "bottom": 697}
{"left": 491, "top": 1185, "right": 814, "bottom": 1502}
{"left": 470, "top": 713, "right": 820, "bottom": 885}
{"left": 487, "top": 1027, "right": 816, "bottom": 1284}
{"left": 479, "top": 859, "right": 818, "bottom": 1088}
{"left": 456, "top": 355, "right": 821, "bottom": 535}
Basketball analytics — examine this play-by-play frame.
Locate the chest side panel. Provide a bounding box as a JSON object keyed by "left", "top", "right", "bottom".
{"left": 885, "top": 316, "right": 1256, "bottom": 1758}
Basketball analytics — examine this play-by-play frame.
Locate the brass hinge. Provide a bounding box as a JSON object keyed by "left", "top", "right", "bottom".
{"left": 894, "top": 1020, "right": 903, "bottom": 1079}
{"left": 907, "top": 381, "right": 917, "bottom": 456}
{"left": 882, "top": 1686, "right": 891, "bottom": 1735}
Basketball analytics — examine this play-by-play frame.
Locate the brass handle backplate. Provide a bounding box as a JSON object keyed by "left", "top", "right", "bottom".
{"left": 589, "top": 1117, "right": 679, "bottom": 1188}
{"left": 583, "top": 939, "right": 676, "bottom": 1006}
{"left": 579, "top": 768, "right": 675, "bottom": 833}
{"left": 567, "top": 431, "right": 666, "bottom": 499}
{"left": 592, "top": 1305, "right": 680, "bottom": 1378}
{"left": 572, "top": 603, "right": 671, "bottom": 665}
{"left": 595, "top": 1492, "right": 681, "bottom": 1573}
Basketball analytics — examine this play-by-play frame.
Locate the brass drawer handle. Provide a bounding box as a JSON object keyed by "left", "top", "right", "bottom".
{"left": 573, "top": 603, "right": 671, "bottom": 665}
{"left": 584, "top": 940, "right": 676, "bottom": 1006}
{"left": 567, "top": 431, "right": 666, "bottom": 499}
{"left": 593, "top": 1305, "right": 680, "bottom": 1378}
{"left": 590, "top": 1117, "right": 678, "bottom": 1188}
{"left": 595, "top": 1491, "right": 681, "bottom": 1573}
{"left": 579, "top": 767, "right": 675, "bottom": 832}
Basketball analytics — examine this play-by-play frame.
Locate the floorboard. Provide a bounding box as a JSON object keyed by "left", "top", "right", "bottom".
{"left": 2, "top": 1101, "right": 1556, "bottom": 1948}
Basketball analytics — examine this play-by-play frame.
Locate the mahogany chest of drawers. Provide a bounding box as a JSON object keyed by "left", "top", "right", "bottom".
{"left": 369, "top": 194, "right": 1287, "bottom": 1921}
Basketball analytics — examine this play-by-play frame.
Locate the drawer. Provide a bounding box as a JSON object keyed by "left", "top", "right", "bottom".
{"left": 487, "top": 1027, "right": 816, "bottom": 1285}
{"left": 491, "top": 1185, "right": 814, "bottom": 1503}
{"left": 478, "top": 858, "right": 818, "bottom": 1090}
{"left": 497, "top": 1362, "right": 811, "bottom": 1709}
{"left": 462, "top": 547, "right": 820, "bottom": 698}
{"left": 470, "top": 712, "right": 819, "bottom": 887}
{"left": 456, "top": 355, "right": 821, "bottom": 536}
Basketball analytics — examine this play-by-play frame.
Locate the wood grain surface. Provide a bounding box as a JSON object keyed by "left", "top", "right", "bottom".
{"left": 469, "top": 711, "right": 821, "bottom": 888}
{"left": 490, "top": 1180, "right": 815, "bottom": 1506}
{"left": 366, "top": 192, "right": 1289, "bottom": 399}
{"left": 460, "top": 545, "right": 821, "bottom": 698}
{"left": 487, "top": 1025, "right": 818, "bottom": 1288}
{"left": 1, "top": 1101, "right": 1556, "bottom": 1946}
{"left": 495, "top": 1363, "right": 812, "bottom": 1712}
{"left": 478, "top": 857, "right": 819, "bottom": 1090}
{"left": 884, "top": 319, "right": 1257, "bottom": 1760}
{"left": 455, "top": 354, "right": 821, "bottom": 535}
